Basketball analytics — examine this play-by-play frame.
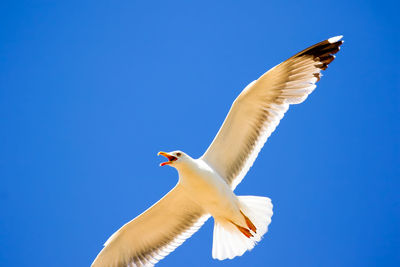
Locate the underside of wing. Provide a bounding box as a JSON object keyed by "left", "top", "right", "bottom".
{"left": 201, "top": 36, "right": 343, "bottom": 189}
{"left": 91, "top": 184, "right": 209, "bottom": 267}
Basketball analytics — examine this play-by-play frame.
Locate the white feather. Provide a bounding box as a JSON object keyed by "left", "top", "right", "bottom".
{"left": 212, "top": 196, "right": 273, "bottom": 260}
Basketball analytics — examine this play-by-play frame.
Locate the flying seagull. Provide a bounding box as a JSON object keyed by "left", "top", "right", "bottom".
{"left": 92, "top": 36, "right": 343, "bottom": 267}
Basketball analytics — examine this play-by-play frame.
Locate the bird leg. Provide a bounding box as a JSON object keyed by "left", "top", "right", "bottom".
{"left": 232, "top": 222, "right": 253, "bottom": 238}
{"left": 240, "top": 210, "right": 257, "bottom": 233}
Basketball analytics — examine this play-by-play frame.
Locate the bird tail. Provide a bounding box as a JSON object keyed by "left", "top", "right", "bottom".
{"left": 212, "top": 196, "right": 273, "bottom": 260}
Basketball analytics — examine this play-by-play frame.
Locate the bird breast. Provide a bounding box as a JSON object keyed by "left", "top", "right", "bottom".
{"left": 177, "top": 159, "right": 241, "bottom": 220}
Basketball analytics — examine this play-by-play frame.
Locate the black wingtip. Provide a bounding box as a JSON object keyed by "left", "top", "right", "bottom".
{"left": 295, "top": 36, "right": 343, "bottom": 71}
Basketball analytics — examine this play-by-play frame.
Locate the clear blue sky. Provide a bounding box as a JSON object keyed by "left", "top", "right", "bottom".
{"left": 0, "top": 1, "right": 398, "bottom": 266}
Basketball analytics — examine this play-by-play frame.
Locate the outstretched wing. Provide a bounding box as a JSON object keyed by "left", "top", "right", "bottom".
{"left": 201, "top": 36, "right": 343, "bottom": 189}
{"left": 92, "top": 184, "right": 209, "bottom": 267}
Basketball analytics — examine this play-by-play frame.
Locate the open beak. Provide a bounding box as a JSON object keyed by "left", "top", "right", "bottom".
{"left": 158, "top": 151, "right": 177, "bottom": 166}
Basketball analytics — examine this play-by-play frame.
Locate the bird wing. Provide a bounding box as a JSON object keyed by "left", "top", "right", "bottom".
{"left": 91, "top": 184, "right": 209, "bottom": 267}
{"left": 201, "top": 36, "right": 343, "bottom": 189}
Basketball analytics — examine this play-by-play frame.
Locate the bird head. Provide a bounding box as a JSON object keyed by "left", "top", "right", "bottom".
{"left": 158, "top": 151, "right": 187, "bottom": 167}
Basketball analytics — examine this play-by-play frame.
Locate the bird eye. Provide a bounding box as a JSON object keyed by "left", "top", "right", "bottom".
{"left": 176, "top": 152, "right": 181, "bottom": 157}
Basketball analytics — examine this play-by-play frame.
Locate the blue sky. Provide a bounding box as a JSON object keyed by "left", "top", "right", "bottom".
{"left": 0, "top": 1, "right": 398, "bottom": 266}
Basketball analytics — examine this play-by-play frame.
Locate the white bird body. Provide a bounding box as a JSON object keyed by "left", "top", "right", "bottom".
{"left": 176, "top": 158, "right": 244, "bottom": 228}
{"left": 92, "top": 36, "right": 343, "bottom": 267}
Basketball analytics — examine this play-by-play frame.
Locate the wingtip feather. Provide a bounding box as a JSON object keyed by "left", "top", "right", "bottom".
{"left": 328, "top": 35, "right": 343, "bottom": 43}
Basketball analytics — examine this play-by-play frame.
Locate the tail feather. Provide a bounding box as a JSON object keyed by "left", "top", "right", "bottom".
{"left": 212, "top": 220, "right": 253, "bottom": 260}
{"left": 212, "top": 196, "right": 273, "bottom": 260}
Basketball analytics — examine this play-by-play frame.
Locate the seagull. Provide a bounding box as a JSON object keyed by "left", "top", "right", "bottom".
{"left": 92, "top": 36, "right": 343, "bottom": 267}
